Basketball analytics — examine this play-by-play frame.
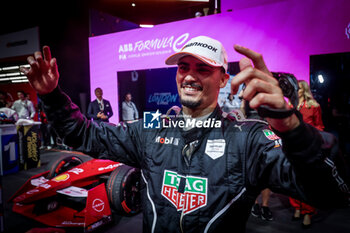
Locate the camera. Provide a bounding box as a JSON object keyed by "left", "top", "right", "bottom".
{"left": 256, "top": 72, "right": 299, "bottom": 118}
{"left": 271, "top": 72, "right": 299, "bottom": 108}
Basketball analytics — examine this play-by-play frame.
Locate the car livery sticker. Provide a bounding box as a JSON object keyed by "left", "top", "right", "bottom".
{"left": 68, "top": 167, "right": 84, "bottom": 175}
{"left": 26, "top": 189, "right": 40, "bottom": 195}
{"left": 92, "top": 198, "right": 105, "bottom": 212}
{"left": 161, "top": 170, "right": 207, "bottom": 215}
{"left": 61, "top": 221, "right": 84, "bottom": 226}
{"left": 57, "top": 186, "right": 88, "bottom": 197}
{"left": 98, "top": 163, "right": 122, "bottom": 171}
{"left": 30, "top": 176, "right": 49, "bottom": 186}
{"left": 262, "top": 129, "right": 280, "bottom": 140}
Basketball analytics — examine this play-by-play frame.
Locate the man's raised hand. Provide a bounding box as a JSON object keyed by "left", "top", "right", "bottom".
{"left": 231, "top": 45, "right": 299, "bottom": 132}
{"left": 20, "top": 46, "right": 59, "bottom": 95}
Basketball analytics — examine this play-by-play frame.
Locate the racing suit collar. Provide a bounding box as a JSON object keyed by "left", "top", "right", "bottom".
{"left": 179, "top": 105, "right": 222, "bottom": 144}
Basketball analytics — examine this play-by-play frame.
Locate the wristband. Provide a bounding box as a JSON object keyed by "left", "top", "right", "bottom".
{"left": 257, "top": 105, "right": 296, "bottom": 119}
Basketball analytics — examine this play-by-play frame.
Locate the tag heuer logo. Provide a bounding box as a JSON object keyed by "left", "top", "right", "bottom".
{"left": 262, "top": 129, "right": 280, "bottom": 140}
{"left": 161, "top": 170, "right": 207, "bottom": 215}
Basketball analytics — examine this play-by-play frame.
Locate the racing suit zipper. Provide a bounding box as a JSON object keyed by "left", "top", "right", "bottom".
{"left": 180, "top": 140, "right": 199, "bottom": 232}
{"left": 180, "top": 143, "right": 189, "bottom": 233}
{"left": 180, "top": 210, "right": 185, "bottom": 233}
{"left": 181, "top": 140, "right": 198, "bottom": 167}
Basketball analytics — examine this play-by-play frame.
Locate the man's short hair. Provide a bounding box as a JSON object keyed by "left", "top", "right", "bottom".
{"left": 17, "top": 90, "right": 26, "bottom": 96}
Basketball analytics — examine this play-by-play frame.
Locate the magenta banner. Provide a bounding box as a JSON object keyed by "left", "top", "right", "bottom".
{"left": 89, "top": 0, "right": 350, "bottom": 123}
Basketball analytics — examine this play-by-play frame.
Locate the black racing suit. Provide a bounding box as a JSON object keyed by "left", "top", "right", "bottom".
{"left": 41, "top": 87, "right": 349, "bottom": 233}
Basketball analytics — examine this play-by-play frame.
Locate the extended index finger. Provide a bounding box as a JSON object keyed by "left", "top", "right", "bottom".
{"left": 43, "top": 46, "right": 52, "bottom": 62}
{"left": 230, "top": 57, "right": 252, "bottom": 95}
{"left": 234, "top": 44, "right": 271, "bottom": 75}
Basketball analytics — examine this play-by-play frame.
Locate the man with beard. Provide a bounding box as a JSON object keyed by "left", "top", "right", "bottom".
{"left": 21, "top": 36, "right": 349, "bottom": 233}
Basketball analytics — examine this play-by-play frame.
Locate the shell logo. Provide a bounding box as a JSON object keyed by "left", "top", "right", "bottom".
{"left": 53, "top": 174, "right": 70, "bottom": 182}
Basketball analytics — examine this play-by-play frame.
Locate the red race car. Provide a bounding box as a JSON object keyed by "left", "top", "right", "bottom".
{"left": 9, "top": 153, "right": 141, "bottom": 232}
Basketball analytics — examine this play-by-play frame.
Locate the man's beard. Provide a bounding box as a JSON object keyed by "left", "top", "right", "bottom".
{"left": 180, "top": 82, "right": 202, "bottom": 109}
{"left": 180, "top": 98, "right": 202, "bottom": 109}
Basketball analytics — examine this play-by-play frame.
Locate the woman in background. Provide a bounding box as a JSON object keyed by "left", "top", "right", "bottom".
{"left": 290, "top": 80, "right": 324, "bottom": 228}
{"left": 296, "top": 80, "right": 324, "bottom": 131}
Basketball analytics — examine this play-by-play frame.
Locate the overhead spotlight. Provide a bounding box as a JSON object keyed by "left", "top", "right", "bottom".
{"left": 11, "top": 79, "right": 29, "bottom": 83}
{"left": 2, "top": 65, "right": 19, "bottom": 70}
{"left": 140, "top": 24, "right": 154, "bottom": 28}
{"left": 6, "top": 72, "right": 21, "bottom": 77}
{"left": 131, "top": 3, "right": 136, "bottom": 7}
{"left": 317, "top": 74, "right": 324, "bottom": 84}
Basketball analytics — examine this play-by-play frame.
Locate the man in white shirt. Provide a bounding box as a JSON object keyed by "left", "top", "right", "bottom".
{"left": 222, "top": 93, "right": 241, "bottom": 113}
{"left": 122, "top": 93, "right": 139, "bottom": 122}
{"left": 11, "top": 91, "right": 36, "bottom": 120}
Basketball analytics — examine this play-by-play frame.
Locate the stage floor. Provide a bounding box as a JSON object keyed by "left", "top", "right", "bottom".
{"left": 2, "top": 149, "right": 350, "bottom": 233}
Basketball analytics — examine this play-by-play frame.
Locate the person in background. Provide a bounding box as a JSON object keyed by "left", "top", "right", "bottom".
{"left": 251, "top": 189, "right": 274, "bottom": 221}
{"left": 195, "top": 11, "right": 203, "bottom": 18}
{"left": 289, "top": 80, "right": 324, "bottom": 228}
{"left": 11, "top": 90, "right": 36, "bottom": 120}
{"left": 0, "top": 91, "right": 7, "bottom": 108}
{"left": 38, "top": 99, "right": 57, "bottom": 149}
{"left": 87, "top": 87, "right": 113, "bottom": 124}
{"left": 222, "top": 93, "right": 241, "bottom": 113}
{"left": 296, "top": 80, "right": 324, "bottom": 131}
{"left": 122, "top": 92, "right": 138, "bottom": 122}
{"left": 0, "top": 90, "right": 12, "bottom": 108}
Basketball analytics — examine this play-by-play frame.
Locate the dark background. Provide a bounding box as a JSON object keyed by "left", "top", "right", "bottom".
{"left": 310, "top": 52, "right": 350, "bottom": 156}
{"left": 0, "top": 1, "right": 91, "bottom": 107}
{"left": 0, "top": 0, "right": 214, "bottom": 110}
